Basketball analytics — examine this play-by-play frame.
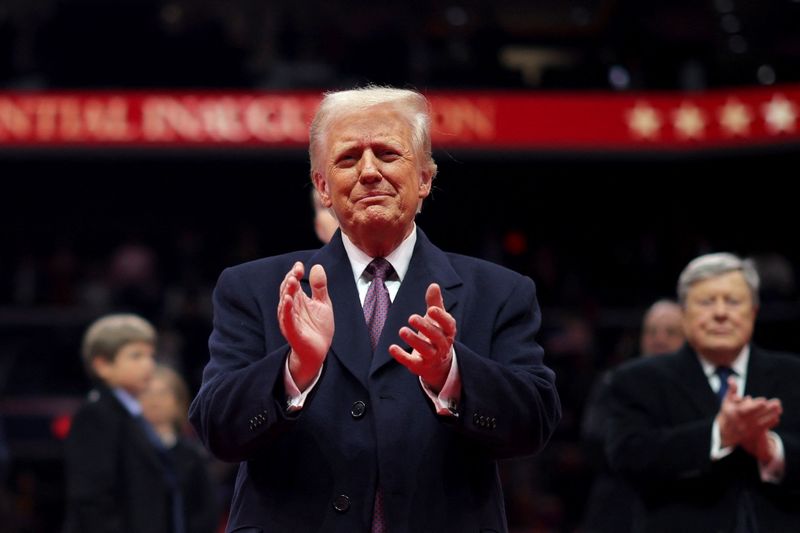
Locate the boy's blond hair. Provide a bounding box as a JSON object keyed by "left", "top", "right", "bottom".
{"left": 81, "top": 314, "right": 156, "bottom": 377}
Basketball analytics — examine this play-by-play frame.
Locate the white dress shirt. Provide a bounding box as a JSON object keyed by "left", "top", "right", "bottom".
{"left": 284, "top": 224, "right": 461, "bottom": 415}
{"left": 702, "top": 345, "right": 785, "bottom": 483}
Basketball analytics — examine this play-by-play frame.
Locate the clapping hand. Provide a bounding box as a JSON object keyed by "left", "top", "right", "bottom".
{"left": 717, "top": 377, "right": 782, "bottom": 462}
{"left": 278, "top": 262, "right": 334, "bottom": 391}
{"left": 389, "top": 283, "right": 457, "bottom": 393}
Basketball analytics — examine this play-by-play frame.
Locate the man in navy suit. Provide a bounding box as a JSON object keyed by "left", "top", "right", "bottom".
{"left": 607, "top": 253, "right": 800, "bottom": 532}
{"left": 189, "top": 86, "right": 560, "bottom": 533}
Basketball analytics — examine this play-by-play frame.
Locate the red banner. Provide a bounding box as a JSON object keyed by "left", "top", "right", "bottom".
{"left": 0, "top": 86, "right": 798, "bottom": 150}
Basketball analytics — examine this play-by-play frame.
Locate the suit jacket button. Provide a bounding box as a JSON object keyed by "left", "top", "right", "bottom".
{"left": 333, "top": 494, "right": 351, "bottom": 513}
{"left": 351, "top": 400, "right": 367, "bottom": 419}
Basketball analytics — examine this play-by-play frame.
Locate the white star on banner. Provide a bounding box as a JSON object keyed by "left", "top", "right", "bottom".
{"left": 673, "top": 102, "right": 706, "bottom": 139}
{"left": 626, "top": 102, "right": 661, "bottom": 139}
{"left": 762, "top": 94, "right": 797, "bottom": 134}
{"left": 718, "top": 99, "right": 752, "bottom": 136}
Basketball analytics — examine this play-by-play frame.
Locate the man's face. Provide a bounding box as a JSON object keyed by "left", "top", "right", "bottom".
{"left": 314, "top": 103, "right": 431, "bottom": 242}
{"left": 640, "top": 304, "right": 685, "bottom": 356}
{"left": 682, "top": 271, "right": 757, "bottom": 364}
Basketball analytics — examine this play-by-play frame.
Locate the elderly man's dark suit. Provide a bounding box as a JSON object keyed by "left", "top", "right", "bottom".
{"left": 606, "top": 344, "right": 800, "bottom": 533}
{"left": 189, "top": 229, "right": 560, "bottom": 533}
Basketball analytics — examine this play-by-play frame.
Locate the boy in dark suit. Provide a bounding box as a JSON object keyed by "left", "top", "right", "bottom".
{"left": 64, "top": 313, "right": 182, "bottom": 533}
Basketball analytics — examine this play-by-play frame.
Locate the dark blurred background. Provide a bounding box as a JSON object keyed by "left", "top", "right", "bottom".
{"left": 1, "top": 1, "right": 800, "bottom": 532}
{"left": 2, "top": 0, "right": 800, "bottom": 90}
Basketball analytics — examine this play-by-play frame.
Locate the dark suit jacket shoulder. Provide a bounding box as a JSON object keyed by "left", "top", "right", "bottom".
{"left": 189, "top": 229, "right": 560, "bottom": 533}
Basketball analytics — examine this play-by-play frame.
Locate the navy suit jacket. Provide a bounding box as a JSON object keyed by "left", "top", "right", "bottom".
{"left": 607, "top": 344, "right": 800, "bottom": 533}
{"left": 189, "top": 228, "right": 561, "bottom": 533}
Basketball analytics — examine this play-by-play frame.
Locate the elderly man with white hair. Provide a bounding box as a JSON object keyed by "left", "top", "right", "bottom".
{"left": 607, "top": 252, "right": 800, "bottom": 533}
{"left": 189, "top": 86, "right": 561, "bottom": 533}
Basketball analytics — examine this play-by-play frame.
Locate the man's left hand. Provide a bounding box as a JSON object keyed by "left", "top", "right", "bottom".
{"left": 741, "top": 429, "right": 780, "bottom": 464}
{"left": 390, "top": 283, "right": 456, "bottom": 393}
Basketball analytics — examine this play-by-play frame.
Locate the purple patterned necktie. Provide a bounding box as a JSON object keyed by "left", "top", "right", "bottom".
{"left": 363, "top": 258, "right": 394, "bottom": 352}
{"left": 363, "top": 258, "right": 393, "bottom": 533}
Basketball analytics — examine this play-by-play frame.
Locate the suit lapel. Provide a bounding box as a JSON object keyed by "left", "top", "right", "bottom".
{"left": 672, "top": 345, "right": 774, "bottom": 416}
{"left": 743, "top": 345, "right": 774, "bottom": 397}
{"left": 101, "top": 387, "right": 166, "bottom": 475}
{"left": 128, "top": 416, "right": 167, "bottom": 474}
{"left": 303, "top": 229, "right": 465, "bottom": 385}
{"left": 671, "top": 346, "right": 721, "bottom": 416}
{"left": 302, "top": 231, "right": 374, "bottom": 389}
{"left": 369, "top": 229, "right": 463, "bottom": 378}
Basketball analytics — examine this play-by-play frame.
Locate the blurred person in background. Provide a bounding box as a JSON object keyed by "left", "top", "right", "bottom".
{"left": 312, "top": 189, "right": 340, "bottom": 244}
{"left": 607, "top": 253, "right": 800, "bottom": 532}
{"left": 639, "top": 299, "right": 685, "bottom": 357}
{"left": 141, "top": 365, "right": 219, "bottom": 533}
{"left": 580, "top": 299, "right": 685, "bottom": 532}
{"left": 64, "top": 314, "right": 184, "bottom": 533}
{"left": 189, "top": 86, "right": 561, "bottom": 533}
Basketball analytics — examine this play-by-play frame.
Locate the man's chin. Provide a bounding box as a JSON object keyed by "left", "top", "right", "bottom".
{"left": 341, "top": 208, "right": 414, "bottom": 243}
{"left": 698, "top": 342, "right": 746, "bottom": 363}
{"left": 358, "top": 209, "right": 402, "bottom": 227}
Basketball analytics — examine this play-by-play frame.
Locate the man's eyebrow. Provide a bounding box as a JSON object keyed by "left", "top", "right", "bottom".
{"left": 331, "top": 137, "right": 405, "bottom": 151}
{"left": 329, "top": 140, "right": 359, "bottom": 154}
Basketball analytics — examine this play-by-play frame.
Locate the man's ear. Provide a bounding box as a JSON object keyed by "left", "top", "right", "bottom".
{"left": 418, "top": 169, "right": 433, "bottom": 199}
{"left": 92, "top": 356, "right": 112, "bottom": 380}
{"left": 313, "top": 172, "right": 332, "bottom": 207}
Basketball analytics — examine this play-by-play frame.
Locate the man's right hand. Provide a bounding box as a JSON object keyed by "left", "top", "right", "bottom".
{"left": 717, "top": 377, "right": 782, "bottom": 451}
{"left": 278, "top": 262, "right": 334, "bottom": 391}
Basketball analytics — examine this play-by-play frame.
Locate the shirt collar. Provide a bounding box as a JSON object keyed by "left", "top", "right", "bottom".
{"left": 340, "top": 224, "right": 417, "bottom": 282}
{"left": 111, "top": 387, "right": 143, "bottom": 417}
{"left": 697, "top": 344, "right": 750, "bottom": 379}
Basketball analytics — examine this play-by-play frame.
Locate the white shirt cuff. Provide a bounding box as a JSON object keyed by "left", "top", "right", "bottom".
{"left": 284, "top": 355, "right": 323, "bottom": 412}
{"left": 759, "top": 431, "right": 785, "bottom": 484}
{"left": 420, "top": 348, "right": 461, "bottom": 417}
{"left": 710, "top": 418, "right": 735, "bottom": 460}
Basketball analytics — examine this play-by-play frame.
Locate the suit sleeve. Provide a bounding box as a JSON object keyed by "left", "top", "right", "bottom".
{"left": 777, "top": 432, "right": 800, "bottom": 487}
{"left": 449, "top": 275, "right": 561, "bottom": 458}
{"left": 773, "top": 357, "right": 800, "bottom": 487}
{"left": 605, "top": 362, "right": 715, "bottom": 481}
{"left": 189, "top": 267, "right": 304, "bottom": 462}
{"left": 64, "top": 404, "right": 124, "bottom": 533}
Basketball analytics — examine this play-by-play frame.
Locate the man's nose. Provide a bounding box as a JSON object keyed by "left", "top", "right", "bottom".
{"left": 358, "top": 150, "right": 381, "bottom": 182}
{"left": 712, "top": 299, "right": 729, "bottom": 318}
